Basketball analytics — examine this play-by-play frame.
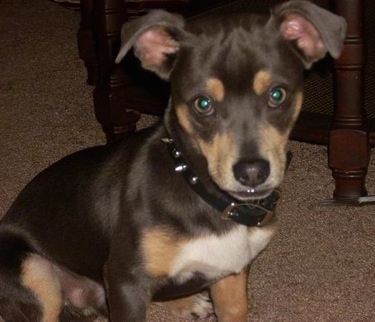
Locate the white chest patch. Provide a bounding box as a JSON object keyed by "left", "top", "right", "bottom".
{"left": 170, "top": 225, "right": 275, "bottom": 283}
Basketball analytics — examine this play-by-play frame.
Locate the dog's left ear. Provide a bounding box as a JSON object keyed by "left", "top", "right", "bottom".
{"left": 273, "top": 0, "right": 347, "bottom": 68}
{"left": 115, "top": 10, "right": 188, "bottom": 80}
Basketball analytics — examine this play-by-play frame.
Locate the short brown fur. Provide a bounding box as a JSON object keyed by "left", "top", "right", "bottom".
{"left": 210, "top": 270, "right": 249, "bottom": 321}
{"left": 253, "top": 70, "right": 272, "bottom": 96}
{"left": 142, "top": 228, "right": 185, "bottom": 277}
{"left": 21, "top": 255, "right": 63, "bottom": 322}
{"left": 176, "top": 104, "right": 194, "bottom": 136}
{"left": 197, "top": 132, "right": 237, "bottom": 188}
{"left": 206, "top": 78, "right": 225, "bottom": 102}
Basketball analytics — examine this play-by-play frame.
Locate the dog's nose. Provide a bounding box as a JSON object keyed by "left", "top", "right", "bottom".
{"left": 233, "top": 159, "right": 270, "bottom": 187}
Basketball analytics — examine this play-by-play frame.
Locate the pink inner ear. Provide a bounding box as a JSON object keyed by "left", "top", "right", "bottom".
{"left": 133, "top": 27, "right": 180, "bottom": 68}
{"left": 280, "top": 13, "right": 326, "bottom": 60}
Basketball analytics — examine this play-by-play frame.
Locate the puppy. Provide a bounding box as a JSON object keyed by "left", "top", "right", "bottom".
{"left": 0, "top": 1, "right": 346, "bottom": 321}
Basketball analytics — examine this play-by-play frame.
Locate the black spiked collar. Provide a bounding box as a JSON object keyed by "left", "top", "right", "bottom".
{"left": 162, "top": 137, "right": 292, "bottom": 227}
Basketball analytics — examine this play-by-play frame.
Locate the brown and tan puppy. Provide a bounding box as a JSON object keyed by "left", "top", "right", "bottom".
{"left": 0, "top": 1, "right": 346, "bottom": 321}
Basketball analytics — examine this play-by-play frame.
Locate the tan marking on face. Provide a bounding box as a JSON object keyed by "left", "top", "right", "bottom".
{"left": 292, "top": 91, "right": 304, "bottom": 122}
{"left": 253, "top": 70, "right": 272, "bottom": 96}
{"left": 142, "top": 228, "right": 185, "bottom": 278}
{"left": 176, "top": 104, "right": 194, "bottom": 135}
{"left": 206, "top": 78, "right": 225, "bottom": 102}
{"left": 257, "top": 92, "right": 303, "bottom": 187}
{"left": 259, "top": 92, "right": 303, "bottom": 178}
{"left": 175, "top": 104, "right": 205, "bottom": 153}
{"left": 258, "top": 124, "right": 289, "bottom": 188}
{"left": 196, "top": 131, "right": 237, "bottom": 189}
{"left": 21, "top": 254, "right": 63, "bottom": 322}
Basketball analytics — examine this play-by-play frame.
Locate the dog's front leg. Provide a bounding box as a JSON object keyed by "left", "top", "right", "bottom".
{"left": 210, "top": 269, "right": 249, "bottom": 322}
{"left": 104, "top": 248, "right": 152, "bottom": 321}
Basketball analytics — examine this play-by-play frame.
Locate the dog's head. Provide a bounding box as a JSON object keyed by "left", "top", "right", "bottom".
{"left": 116, "top": 1, "right": 346, "bottom": 201}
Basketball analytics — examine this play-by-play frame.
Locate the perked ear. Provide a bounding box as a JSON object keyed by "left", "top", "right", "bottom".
{"left": 273, "top": 0, "right": 347, "bottom": 68}
{"left": 115, "top": 10, "right": 187, "bottom": 79}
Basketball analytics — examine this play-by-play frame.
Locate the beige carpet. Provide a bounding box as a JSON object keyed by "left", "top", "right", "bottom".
{"left": 0, "top": 0, "right": 374, "bottom": 321}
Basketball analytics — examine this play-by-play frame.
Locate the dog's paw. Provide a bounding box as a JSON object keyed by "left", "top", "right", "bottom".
{"left": 156, "top": 292, "right": 214, "bottom": 319}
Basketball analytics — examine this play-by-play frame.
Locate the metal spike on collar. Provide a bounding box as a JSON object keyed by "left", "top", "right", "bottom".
{"left": 175, "top": 164, "right": 188, "bottom": 172}
{"left": 162, "top": 138, "right": 187, "bottom": 172}
{"left": 161, "top": 137, "right": 174, "bottom": 144}
{"left": 189, "top": 175, "right": 199, "bottom": 185}
{"left": 172, "top": 149, "right": 181, "bottom": 158}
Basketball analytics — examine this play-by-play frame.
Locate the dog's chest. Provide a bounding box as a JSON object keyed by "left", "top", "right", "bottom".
{"left": 170, "top": 226, "right": 275, "bottom": 282}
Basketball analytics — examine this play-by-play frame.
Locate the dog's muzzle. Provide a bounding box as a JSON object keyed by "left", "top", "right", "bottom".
{"left": 162, "top": 137, "right": 293, "bottom": 227}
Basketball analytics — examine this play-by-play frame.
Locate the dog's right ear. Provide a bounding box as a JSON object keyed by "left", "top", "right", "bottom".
{"left": 115, "top": 10, "right": 187, "bottom": 80}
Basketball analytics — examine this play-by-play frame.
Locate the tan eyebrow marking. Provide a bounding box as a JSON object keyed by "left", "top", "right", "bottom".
{"left": 206, "top": 78, "right": 225, "bottom": 102}
{"left": 253, "top": 70, "right": 272, "bottom": 95}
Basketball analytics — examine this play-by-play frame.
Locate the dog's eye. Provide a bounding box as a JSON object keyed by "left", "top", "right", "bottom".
{"left": 194, "top": 96, "right": 213, "bottom": 115}
{"left": 268, "top": 87, "right": 287, "bottom": 108}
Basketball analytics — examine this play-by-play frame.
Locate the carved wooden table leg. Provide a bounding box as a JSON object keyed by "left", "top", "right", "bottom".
{"left": 77, "top": 0, "right": 98, "bottom": 85}
{"left": 93, "top": 0, "right": 140, "bottom": 142}
{"left": 329, "top": 0, "right": 369, "bottom": 201}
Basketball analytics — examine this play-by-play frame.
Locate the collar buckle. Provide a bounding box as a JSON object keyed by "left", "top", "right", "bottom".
{"left": 221, "top": 202, "right": 276, "bottom": 227}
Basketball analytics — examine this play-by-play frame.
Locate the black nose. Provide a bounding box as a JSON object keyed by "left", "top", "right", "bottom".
{"left": 233, "top": 159, "right": 270, "bottom": 187}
